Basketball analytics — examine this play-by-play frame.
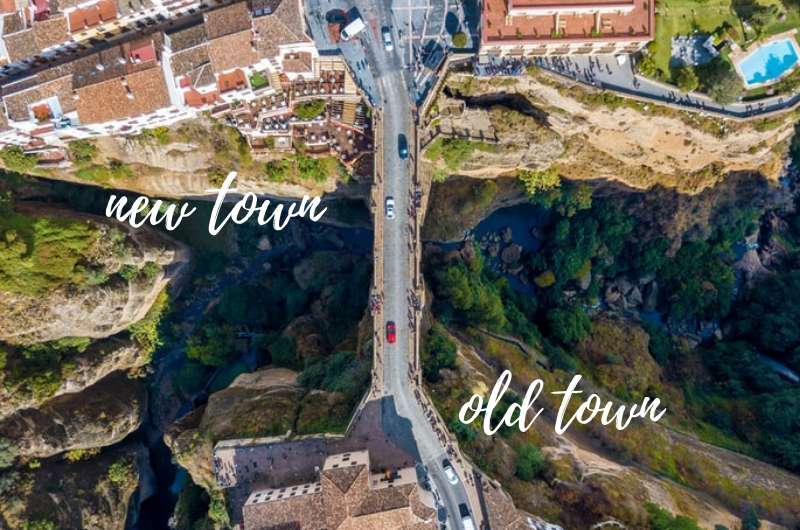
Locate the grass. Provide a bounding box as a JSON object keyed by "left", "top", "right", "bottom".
{"left": 652, "top": 0, "right": 800, "bottom": 80}
{"left": 75, "top": 160, "right": 134, "bottom": 183}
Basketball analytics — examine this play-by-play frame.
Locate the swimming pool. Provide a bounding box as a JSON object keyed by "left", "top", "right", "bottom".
{"left": 736, "top": 38, "right": 800, "bottom": 88}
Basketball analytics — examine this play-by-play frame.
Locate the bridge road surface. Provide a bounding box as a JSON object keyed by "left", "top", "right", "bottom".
{"left": 352, "top": 3, "right": 475, "bottom": 528}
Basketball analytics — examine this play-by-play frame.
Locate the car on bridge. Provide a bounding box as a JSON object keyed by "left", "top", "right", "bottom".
{"left": 459, "top": 503, "right": 476, "bottom": 530}
{"left": 385, "top": 196, "right": 395, "bottom": 219}
{"left": 398, "top": 134, "right": 409, "bottom": 159}
{"left": 386, "top": 321, "right": 396, "bottom": 343}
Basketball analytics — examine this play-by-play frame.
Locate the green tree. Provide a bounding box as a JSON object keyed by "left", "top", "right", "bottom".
{"left": 518, "top": 167, "right": 561, "bottom": 197}
{"left": 0, "top": 436, "right": 17, "bottom": 468}
{"left": 186, "top": 323, "right": 237, "bottom": 367}
{"left": 547, "top": 305, "right": 591, "bottom": 345}
{"left": 515, "top": 443, "right": 547, "bottom": 481}
{"left": 68, "top": 140, "right": 97, "bottom": 164}
{"left": 422, "top": 323, "right": 458, "bottom": 382}
{"left": 452, "top": 31, "right": 468, "bottom": 48}
{"left": 674, "top": 66, "right": 699, "bottom": 92}
{"left": 698, "top": 58, "right": 742, "bottom": 104}
{"left": 269, "top": 336, "right": 299, "bottom": 369}
{"left": 107, "top": 458, "right": 136, "bottom": 488}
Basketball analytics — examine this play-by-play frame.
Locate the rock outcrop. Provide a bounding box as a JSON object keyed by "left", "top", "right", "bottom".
{"left": 0, "top": 371, "right": 145, "bottom": 460}
{"left": 0, "top": 204, "right": 190, "bottom": 345}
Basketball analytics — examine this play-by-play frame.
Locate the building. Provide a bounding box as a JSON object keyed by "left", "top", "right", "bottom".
{"left": 479, "top": 0, "right": 654, "bottom": 57}
{"left": 242, "top": 451, "right": 438, "bottom": 530}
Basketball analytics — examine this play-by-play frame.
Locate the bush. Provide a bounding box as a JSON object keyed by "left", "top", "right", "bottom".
{"left": 518, "top": 167, "right": 561, "bottom": 197}
{"left": 0, "top": 437, "right": 16, "bottom": 469}
{"left": 547, "top": 305, "right": 591, "bottom": 345}
{"left": 118, "top": 264, "right": 139, "bottom": 282}
{"left": 23, "top": 521, "right": 58, "bottom": 530}
{"left": 68, "top": 140, "right": 97, "bottom": 164}
{"left": 128, "top": 290, "right": 169, "bottom": 356}
{"left": 107, "top": 458, "right": 136, "bottom": 488}
{"left": 514, "top": 443, "right": 547, "bottom": 481}
{"left": 294, "top": 99, "right": 326, "bottom": 120}
{"left": 0, "top": 146, "right": 38, "bottom": 173}
{"left": 269, "top": 336, "right": 299, "bottom": 369}
{"left": 75, "top": 159, "right": 134, "bottom": 182}
{"left": 264, "top": 159, "right": 291, "bottom": 182}
{"left": 645, "top": 502, "right": 702, "bottom": 530}
{"left": 422, "top": 323, "right": 458, "bottom": 382}
{"left": 452, "top": 31, "right": 467, "bottom": 48}
{"left": 674, "top": 66, "right": 699, "bottom": 92}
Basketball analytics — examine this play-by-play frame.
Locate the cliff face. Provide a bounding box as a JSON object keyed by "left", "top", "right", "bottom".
{"left": 0, "top": 204, "right": 190, "bottom": 346}
{"left": 0, "top": 337, "right": 147, "bottom": 420}
{"left": 431, "top": 73, "right": 793, "bottom": 193}
{"left": 0, "top": 442, "right": 148, "bottom": 530}
{"left": 165, "top": 368, "right": 350, "bottom": 491}
{"left": 0, "top": 371, "right": 146, "bottom": 460}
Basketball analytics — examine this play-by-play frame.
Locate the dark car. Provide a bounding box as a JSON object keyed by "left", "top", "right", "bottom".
{"left": 398, "top": 134, "right": 408, "bottom": 159}
{"left": 386, "top": 321, "right": 397, "bottom": 343}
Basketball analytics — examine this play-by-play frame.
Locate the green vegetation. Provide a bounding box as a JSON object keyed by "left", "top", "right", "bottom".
{"left": 264, "top": 155, "right": 345, "bottom": 183}
{"left": 645, "top": 502, "right": 702, "bottom": 530}
{"left": 63, "top": 447, "right": 101, "bottom": 462}
{"left": 134, "top": 126, "right": 171, "bottom": 145}
{"left": 425, "top": 137, "right": 496, "bottom": 175}
{"left": 674, "top": 65, "right": 700, "bottom": 92}
{"left": 298, "top": 350, "right": 371, "bottom": 411}
{"left": 421, "top": 323, "right": 458, "bottom": 382}
{"left": 249, "top": 71, "right": 269, "bottom": 90}
{"left": 517, "top": 167, "right": 561, "bottom": 197}
{"left": 0, "top": 200, "right": 101, "bottom": 296}
{"left": 1, "top": 338, "right": 91, "bottom": 403}
{"left": 107, "top": 458, "right": 136, "bottom": 488}
{"left": 67, "top": 140, "right": 97, "bottom": 164}
{"left": 514, "top": 443, "right": 547, "bottom": 481}
{"left": 0, "top": 436, "right": 16, "bottom": 469}
{"left": 452, "top": 31, "right": 468, "bottom": 48}
{"left": 75, "top": 159, "right": 134, "bottom": 183}
{"left": 128, "top": 290, "right": 170, "bottom": 358}
{"left": 0, "top": 146, "right": 38, "bottom": 174}
{"left": 294, "top": 99, "right": 326, "bottom": 120}
{"left": 697, "top": 56, "right": 742, "bottom": 104}
{"left": 22, "top": 520, "right": 59, "bottom": 530}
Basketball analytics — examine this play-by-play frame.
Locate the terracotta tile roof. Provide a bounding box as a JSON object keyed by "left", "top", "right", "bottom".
{"left": 71, "top": 39, "right": 156, "bottom": 89}
{"left": 184, "top": 87, "right": 218, "bottom": 106}
{"left": 3, "top": 28, "right": 39, "bottom": 61}
{"left": 169, "top": 42, "right": 210, "bottom": 76}
{"left": 321, "top": 465, "right": 364, "bottom": 494}
{"left": 207, "top": 29, "right": 258, "bottom": 72}
{"left": 74, "top": 65, "right": 170, "bottom": 123}
{"left": 203, "top": 1, "right": 251, "bottom": 39}
{"left": 3, "top": 74, "right": 75, "bottom": 121}
{"left": 481, "top": 0, "right": 654, "bottom": 45}
{"left": 165, "top": 21, "right": 207, "bottom": 51}
{"left": 242, "top": 452, "right": 437, "bottom": 530}
{"left": 68, "top": 0, "right": 116, "bottom": 32}
{"left": 217, "top": 68, "right": 246, "bottom": 92}
{"left": 1, "top": 12, "right": 25, "bottom": 35}
{"left": 0, "top": 0, "right": 16, "bottom": 14}
{"left": 32, "top": 13, "right": 69, "bottom": 49}
{"left": 251, "top": 0, "right": 309, "bottom": 59}
{"left": 282, "top": 51, "right": 311, "bottom": 72}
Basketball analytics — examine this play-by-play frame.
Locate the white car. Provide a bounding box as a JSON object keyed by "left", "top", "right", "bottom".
{"left": 385, "top": 196, "right": 395, "bottom": 219}
{"left": 382, "top": 27, "right": 394, "bottom": 51}
{"left": 442, "top": 459, "right": 458, "bottom": 485}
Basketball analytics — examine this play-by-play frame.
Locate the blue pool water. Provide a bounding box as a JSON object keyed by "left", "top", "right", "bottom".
{"left": 738, "top": 38, "right": 800, "bottom": 86}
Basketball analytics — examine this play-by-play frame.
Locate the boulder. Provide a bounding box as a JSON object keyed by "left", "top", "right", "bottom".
{"left": 500, "top": 244, "right": 522, "bottom": 265}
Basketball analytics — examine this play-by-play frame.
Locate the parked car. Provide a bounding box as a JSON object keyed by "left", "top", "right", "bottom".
{"left": 386, "top": 321, "right": 396, "bottom": 343}
{"left": 385, "top": 196, "right": 395, "bottom": 219}
{"left": 398, "top": 133, "right": 408, "bottom": 159}
{"left": 382, "top": 27, "right": 394, "bottom": 51}
{"left": 442, "top": 459, "right": 458, "bottom": 485}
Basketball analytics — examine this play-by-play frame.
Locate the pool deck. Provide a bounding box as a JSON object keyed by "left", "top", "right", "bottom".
{"left": 731, "top": 29, "right": 800, "bottom": 90}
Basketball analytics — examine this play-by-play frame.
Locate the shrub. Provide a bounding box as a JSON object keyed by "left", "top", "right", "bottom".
{"left": 514, "top": 443, "right": 547, "bottom": 481}
{"left": 23, "top": 520, "right": 58, "bottom": 530}
{"left": 518, "top": 167, "right": 561, "bottom": 196}
{"left": 269, "top": 336, "right": 299, "bottom": 369}
{"left": 107, "top": 458, "right": 136, "bottom": 488}
{"left": 0, "top": 437, "right": 16, "bottom": 469}
{"left": 64, "top": 447, "right": 101, "bottom": 462}
{"left": 118, "top": 264, "right": 139, "bottom": 282}
{"left": 547, "top": 304, "right": 591, "bottom": 345}
{"left": 1, "top": 146, "right": 38, "bottom": 173}
{"left": 674, "top": 66, "right": 699, "bottom": 92}
{"left": 452, "top": 31, "right": 467, "bottom": 48}
{"left": 264, "top": 159, "right": 292, "bottom": 182}
{"left": 68, "top": 140, "right": 97, "bottom": 164}
{"left": 128, "top": 290, "right": 169, "bottom": 356}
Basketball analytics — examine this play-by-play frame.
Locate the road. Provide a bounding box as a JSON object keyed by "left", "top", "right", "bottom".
{"left": 336, "top": 2, "right": 475, "bottom": 527}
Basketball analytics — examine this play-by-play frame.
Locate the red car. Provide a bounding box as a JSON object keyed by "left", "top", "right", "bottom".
{"left": 386, "top": 321, "right": 396, "bottom": 344}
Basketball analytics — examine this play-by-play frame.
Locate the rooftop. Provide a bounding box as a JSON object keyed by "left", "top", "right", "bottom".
{"left": 251, "top": 0, "right": 309, "bottom": 58}
{"left": 242, "top": 450, "right": 436, "bottom": 530}
{"left": 207, "top": 29, "right": 259, "bottom": 72}
{"left": 203, "top": 1, "right": 251, "bottom": 39}
{"left": 74, "top": 65, "right": 170, "bottom": 123}
{"left": 165, "top": 21, "right": 208, "bottom": 51}
{"left": 482, "top": 0, "right": 654, "bottom": 46}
